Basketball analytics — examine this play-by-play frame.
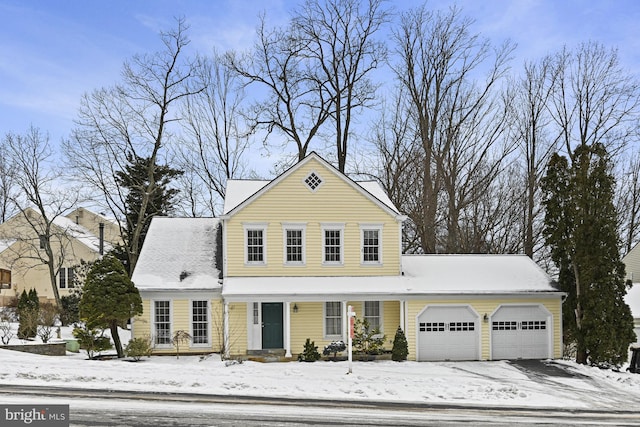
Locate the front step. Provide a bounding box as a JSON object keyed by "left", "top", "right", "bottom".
{"left": 246, "top": 348, "right": 286, "bottom": 357}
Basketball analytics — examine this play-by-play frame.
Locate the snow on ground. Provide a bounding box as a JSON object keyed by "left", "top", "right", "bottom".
{"left": 2, "top": 325, "right": 640, "bottom": 411}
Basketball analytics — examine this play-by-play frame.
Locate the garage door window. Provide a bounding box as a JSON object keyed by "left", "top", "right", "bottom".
{"left": 492, "top": 321, "right": 517, "bottom": 330}
{"left": 521, "top": 320, "right": 546, "bottom": 330}
{"left": 449, "top": 322, "right": 475, "bottom": 331}
{"left": 419, "top": 322, "right": 445, "bottom": 332}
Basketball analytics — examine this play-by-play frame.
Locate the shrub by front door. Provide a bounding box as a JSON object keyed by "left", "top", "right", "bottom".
{"left": 262, "top": 302, "right": 283, "bottom": 349}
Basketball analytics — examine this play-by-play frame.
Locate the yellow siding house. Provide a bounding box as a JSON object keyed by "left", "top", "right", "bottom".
{"left": 132, "top": 152, "right": 564, "bottom": 361}
{"left": 0, "top": 207, "right": 120, "bottom": 306}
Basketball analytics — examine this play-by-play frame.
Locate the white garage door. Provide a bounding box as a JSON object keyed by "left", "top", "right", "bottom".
{"left": 491, "top": 305, "right": 550, "bottom": 360}
{"left": 417, "top": 305, "right": 480, "bottom": 361}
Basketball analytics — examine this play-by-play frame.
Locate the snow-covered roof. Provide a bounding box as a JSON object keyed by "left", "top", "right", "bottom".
{"left": 52, "top": 215, "right": 113, "bottom": 254}
{"left": 626, "top": 283, "right": 640, "bottom": 319}
{"left": 131, "top": 217, "right": 221, "bottom": 291}
{"left": 223, "top": 254, "right": 559, "bottom": 301}
{"left": 223, "top": 180, "right": 268, "bottom": 215}
{"left": 222, "top": 152, "right": 400, "bottom": 216}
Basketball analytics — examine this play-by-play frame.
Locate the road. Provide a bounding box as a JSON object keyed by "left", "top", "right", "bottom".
{"left": 1, "top": 385, "right": 640, "bottom": 426}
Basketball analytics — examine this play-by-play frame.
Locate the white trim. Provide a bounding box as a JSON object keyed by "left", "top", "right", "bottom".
{"left": 243, "top": 223, "right": 268, "bottom": 266}
{"left": 324, "top": 301, "right": 343, "bottom": 339}
{"left": 360, "top": 224, "right": 384, "bottom": 266}
{"left": 282, "top": 223, "right": 307, "bottom": 266}
{"left": 189, "top": 299, "right": 211, "bottom": 348}
{"left": 151, "top": 299, "right": 173, "bottom": 349}
{"left": 284, "top": 301, "right": 292, "bottom": 357}
{"left": 321, "top": 223, "right": 345, "bottom": 266}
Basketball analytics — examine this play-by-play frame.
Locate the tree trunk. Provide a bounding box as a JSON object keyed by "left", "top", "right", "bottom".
{"left": 110, "top": 321, "right": 124, "bottom": 358}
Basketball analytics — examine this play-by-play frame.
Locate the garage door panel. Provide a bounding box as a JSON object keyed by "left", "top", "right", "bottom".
{"left": 418, "top": 306, "right": 480, "bottom": 361}
{"left": 491, "top": 305, "right": 550, "bottom": 360}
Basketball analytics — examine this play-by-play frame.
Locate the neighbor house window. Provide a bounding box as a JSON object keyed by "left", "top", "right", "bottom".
{"left": 244, "top": 224, "right": 267, "bottom": 265}
{"left": 39, "top": 234, "right": 47, "bottom": 249}
{"left": 59, "top": 267, "right": 75, "bottom": 289}
{"left": 191, "top": 300, "right": 209, "bottom": 345}
{"left": 361, "top": 225, "right": 383, "bottom": 264}
{"left": 154, "top": 300, "right": 171, "bottom": 346}
{"left": 322, "top": 224, "right": 344, "bottom": 265}
{"left": 0, "top": 269, "right": 10, "bottom": 289}
{"left": 325, "top": 302, "right": 342, "bottom": 337}
{"left": 283, "top": 224, "right": 306, "bottom": 265}
{"left": 364, "top": 301, "right": 382, "bottom": 331}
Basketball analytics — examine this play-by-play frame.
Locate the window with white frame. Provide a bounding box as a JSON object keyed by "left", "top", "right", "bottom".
{"left": 154, "top": 300, "right": 171, "bottom": 346}
{"left": 244, "top": 224, "right": 267, "bottom": 264}
{"left": 325, "top": 302, "right": 342, "bottom": 337}
{"left": 284, "top": 225, "right": 305, "bottom": 265}
{"left": 59, "top": 267, "right": 75, "bottom": 289}
{"left": 364, "top": 301, "right": 382, "bottom": 331}
{"left": 304, "top": 171, "right": 323, "bottom": 191}
{"left": 322, "top": 224, "right": 344, "bottom": 264}
{"left": 361, "top": 226, "right": 382, "bottom": 264}
{"left": 191, "top": 300, "right": 209, "bottom": 345}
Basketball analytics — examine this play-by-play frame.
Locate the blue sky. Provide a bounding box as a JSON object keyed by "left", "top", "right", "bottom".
{"left": 1, "top": 0, "right": 639, "bottom": 145}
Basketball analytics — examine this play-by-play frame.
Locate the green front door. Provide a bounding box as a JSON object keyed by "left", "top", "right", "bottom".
{"left": 262, "top": 302, "right": 283, "bottom": 349}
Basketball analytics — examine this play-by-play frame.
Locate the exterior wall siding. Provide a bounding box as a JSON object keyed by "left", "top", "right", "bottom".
{"left": 225, "top": 158, "right": 401, "bottom": 277}
{"left": 406, "top": 297, "right": 563, "bottom": 361}
{"left": 134, "top": 297, "right": 224, "bottom": 355}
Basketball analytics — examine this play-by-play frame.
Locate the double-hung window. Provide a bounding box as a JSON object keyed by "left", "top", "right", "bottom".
{"left": 364, "top": 301, "right": 382, "bottom": 332}
{"left": 322, "top": 224, "right": 344, "bottom": 265}
{"left": 191, "top": 300, "right": 209, "bottom": 345}
{"left": 283, "top": 224, "right": 306, "bottom": 265}
{"left": 244, "top": 224, "right": 267, "bottom": 265}
{"left": 59, "top": 267, "right": 75, "bottom": 289}
{"left": 361, "top": 225, "right": 383, "bottom": 265}
{"left": 154, "top": 300, "right": 171, "bottom": 346}
{"left": 325, "top": 301, "right": 342, "bottom": 338}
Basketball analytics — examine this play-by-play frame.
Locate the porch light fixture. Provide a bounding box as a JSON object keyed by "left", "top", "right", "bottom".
{"left": 293, "top": 303, "right": 299, "bottom": 313}
{"left": 483, "top": 313, "right": 489, "bottom": 323}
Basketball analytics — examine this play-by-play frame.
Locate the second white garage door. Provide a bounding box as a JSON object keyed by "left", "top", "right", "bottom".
{"left": 491, "top": 305, "right": 551, "bottom": 360}
{"left": 417, "top": 305, "right": 480, "bottom": 361}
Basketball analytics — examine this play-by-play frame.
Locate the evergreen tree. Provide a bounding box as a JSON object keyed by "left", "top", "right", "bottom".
{"left": 391, "top": 326, "right": 409, "bottom": 362}
{"left": 79, "top": 254, "right": 143, "bottom": 358}
{"left": 542, "top": 143, "right": 635, "bottom": 366}
{"left": 17, "top": 289, "right": 39, "bottom": 339}
{"left": 114, "top": 154, "right": 183, "bottom": 273}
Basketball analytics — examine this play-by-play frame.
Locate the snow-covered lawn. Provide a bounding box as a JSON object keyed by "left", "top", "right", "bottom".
{"left": 2, "top": 325, "right": 640, "bottom": 411}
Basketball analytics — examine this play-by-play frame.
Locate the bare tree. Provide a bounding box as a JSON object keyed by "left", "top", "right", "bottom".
{"left": 2, "top": 127, "right": 81, "bottom": 307}
{"left": 618, "top": 147, "right": 640, "bottom": 254}
{"left": 505, "top": 57, "right": 559, "bottom": 257}
{"left": 227, "top": 15, "right": 333, "bottom": 163}
{"left": 549, "top": 41, "right": 640, "bottom": 160}
{"left": 176, "top": 52, "right": 251, "bottom": 216}
{"left": 65, "top": 18, "right": 204, "bottom": 272}
{"left": 293, "top": 0, "right": 390, "bottom": 172}
{"left": 391, "top": 5, "right": 514, "bottom": 253}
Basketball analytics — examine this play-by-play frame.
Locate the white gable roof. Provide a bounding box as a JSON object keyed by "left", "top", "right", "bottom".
{"left": 131, "top": 217, "right": 221, "bottom": 291}
{"left": 222, "top": 254, "right": 558, "bottom": 300}
{"left": 222, "top": 152, "right": 400, "bottom": 217}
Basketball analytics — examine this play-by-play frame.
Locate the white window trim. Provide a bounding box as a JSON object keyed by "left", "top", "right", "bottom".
{"left": 152, "top": 299, "right": 173, "bottom": 349}
{"left": 243, "top": 223, "right": 268, "bottom": 266}
{"left": 360, "top": 224, "right": 383, "bottom": 266}
{"left": 321, "top": 223, "right": 345, "bottom": 266}
{"left": 363, "top": 300, "right": 384, "bottom": 336}
{"left": 324, "top": 301, "right": 343, "bottom": 339}
{"left": 189, "top": 299, "right": 211, "bottom": 348}
{"left": 282, "top": 223, "right": 307, "bottom": 266}
{"left": 303, "top": 170, "right": 324, "bottom": 192}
